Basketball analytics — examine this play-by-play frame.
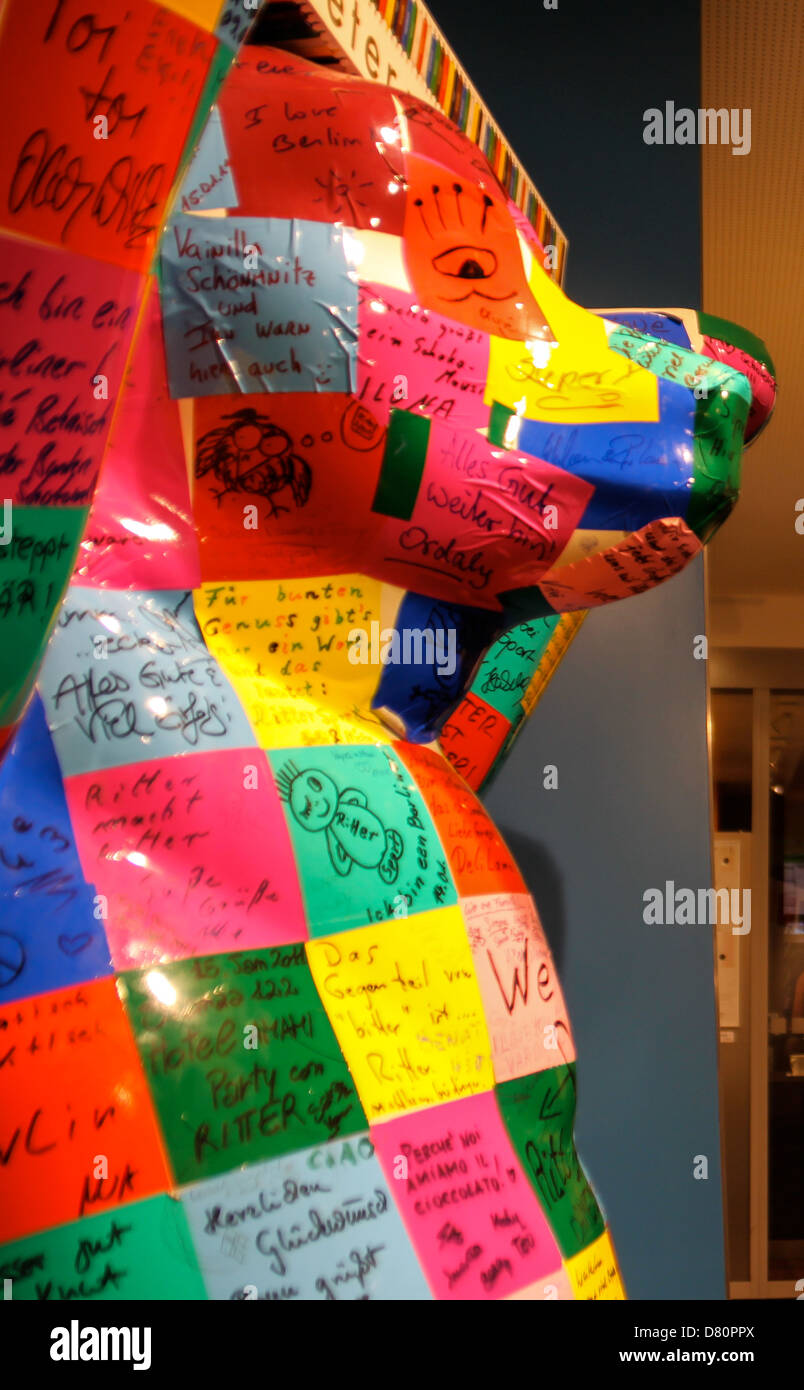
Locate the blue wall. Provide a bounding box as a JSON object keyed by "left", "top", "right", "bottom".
{"left": 485, "top": 560, "right": 726, "bottom": 1300}
{"left": 428, "top": 0, "right": 725, "bottom": 1299}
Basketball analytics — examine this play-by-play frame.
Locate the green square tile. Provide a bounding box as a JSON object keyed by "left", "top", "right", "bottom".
{"left": 471, "top": 617, "right": 559, "bottom": 722}
{"left": 496, "top": 1064, "right": 605, "bottom": 1259}
{"left": 371, "top": 409, "right": 431, "bottom": 520}
{"left": 0, "top": 506, "right": 87, "bottom": 725}
{"left": 269, "top": 743, "right": 457, "bottom": 935}
{"left": 0, "top": 1195, "right": 206, "bottom": 1301}
{"left": 488, "top": 400, "right": 515, "bottom": 447}
{"left": 119, "top": 947, "right": 367, "bottom": 1184}
{"left": 688, "top": 373, "right": 749, "bottom": 542}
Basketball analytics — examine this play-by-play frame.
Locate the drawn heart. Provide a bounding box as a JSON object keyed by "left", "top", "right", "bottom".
{"left": 57, "top": 932, "right": 93, "bottom": 956}
{"left": 0, "top": 931, "right": 25, "bottom": 987}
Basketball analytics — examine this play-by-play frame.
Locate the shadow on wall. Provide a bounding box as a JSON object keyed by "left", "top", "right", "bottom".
{"left": 482, "top": 557, "right": 727, "bottom": 1301}
{"left": 497, "top": 826, "right": 569, "bottom": 976}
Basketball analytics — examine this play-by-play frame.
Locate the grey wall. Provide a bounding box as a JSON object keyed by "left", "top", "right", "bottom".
{"left": 485, "top": 555, "right": 726, "bottom": 1300}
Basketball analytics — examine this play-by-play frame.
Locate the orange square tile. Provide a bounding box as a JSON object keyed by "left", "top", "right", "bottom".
{"left": 0, "top": 979, "right": 171, "bottom": 1243}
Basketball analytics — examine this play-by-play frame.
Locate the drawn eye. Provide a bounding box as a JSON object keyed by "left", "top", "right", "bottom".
{"left": 259, "top": 432, "right": 288, "bottom": 459}
{"left": 309, "top": 777, "right": 323, "bottom": 793}
{"left": 432, "top": 245, "right": 498, "bottom": 281}
{"left": 232, "top": 425, "right": 263, "bottom": 451}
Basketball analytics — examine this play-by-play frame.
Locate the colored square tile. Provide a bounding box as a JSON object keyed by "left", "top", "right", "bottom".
{"left": 470, "top": 618, "right": 560, "bottom": 723}
{"left": 65, "top": 749, "right": 307, "bottom": 969}
{"left": 0, "top": 234, "right": 139, "bottom": 511}
{"left": 196, "top": 574, "right": 391, "bottom": 750}
{"left": 437, "top": 695, "right": 511, "bottom": 794}
{"left": 0, "top": 892, "right": 111, "bottom": 1006}
{"left": 119, "top": 948, "right": 367, "bottom": 1184}
{"left": 0, "top": 979, "right": 171, "bottom": 1244}
{"left": 0, "top": 694, "right": 112, "bottom": 1002}
{"left": 160, "top": 215, "right": 358, "bottom": 398}
{"left": 191, "top": 408, "right": 387, "bottom": 585}
{"left": 565, "top": 1228, "right": 626, "bottom": 1300}
{"left": 462, "top": 893, "right": 576, "bottom": 1081}
{"left": 181, "top": 1134, "right": 431, "bottom": 1300}
{"left": 357, "top": 283, "right": 490, "bottom": 435}
{"left": 216, "top": 57, "right": 406, "bottom": 234}
{"left": 0, "top": 1194, "right": 207, "bottom": 1300}
{"left": 496, "top": 1065, "right": 605, "bottom": 1259}
{"left": 371, "top": 1093, "right": 561, "bottom": 1299}
{"left": 374, "top": 597, "right": 500, "bottom": 744}
{"left": 305, "top": 908, "right": 494, "bottom": 1121}
{"left": 397, "top": 742, "right": 526, "bottom": 894}
{"left": 37, "top": 588, "right": 257, "bottom": 777}
{"left": 365, "top": 409, "right": 593, "bottom": 609}
{"left": 270, "top": 743, "right": 456, "bottom": 934}
{"left": 0, "top": 507, "right": 87, "bottom": 728}
{"left": 0, "top": 2, "right": 213, "bottom": 269}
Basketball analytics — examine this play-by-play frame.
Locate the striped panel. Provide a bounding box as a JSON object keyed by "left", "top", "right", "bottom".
{"left": 364, "top": 0, "right": 566, "bottom": 280}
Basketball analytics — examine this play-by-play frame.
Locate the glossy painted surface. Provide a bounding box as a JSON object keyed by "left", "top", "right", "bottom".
{"left": 0, "top": 1, "right": 775, "bottom": 1300}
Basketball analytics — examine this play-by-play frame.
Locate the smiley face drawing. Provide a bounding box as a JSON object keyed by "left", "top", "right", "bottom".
{"left": 276, "top": 762, "right": 403, "bottom": 883}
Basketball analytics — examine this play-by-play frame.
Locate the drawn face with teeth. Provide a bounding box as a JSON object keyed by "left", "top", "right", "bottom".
{"left": 195, "top": 408, "right": 312, "bottom": 513}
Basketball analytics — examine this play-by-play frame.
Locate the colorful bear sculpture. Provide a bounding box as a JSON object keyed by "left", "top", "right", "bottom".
{"left": 0, "top": 6, "right": 775, "bottom": 1302}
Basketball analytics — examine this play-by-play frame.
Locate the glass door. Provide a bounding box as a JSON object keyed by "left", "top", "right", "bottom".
{"left": 711, "top": 685, "right": 804, "bottom": 1297}
{"left": 710, "top": 690, "right": 753, "bottom": 1289}
{"left": 767, "top": 692, "right": 804, "bottom": 1285}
